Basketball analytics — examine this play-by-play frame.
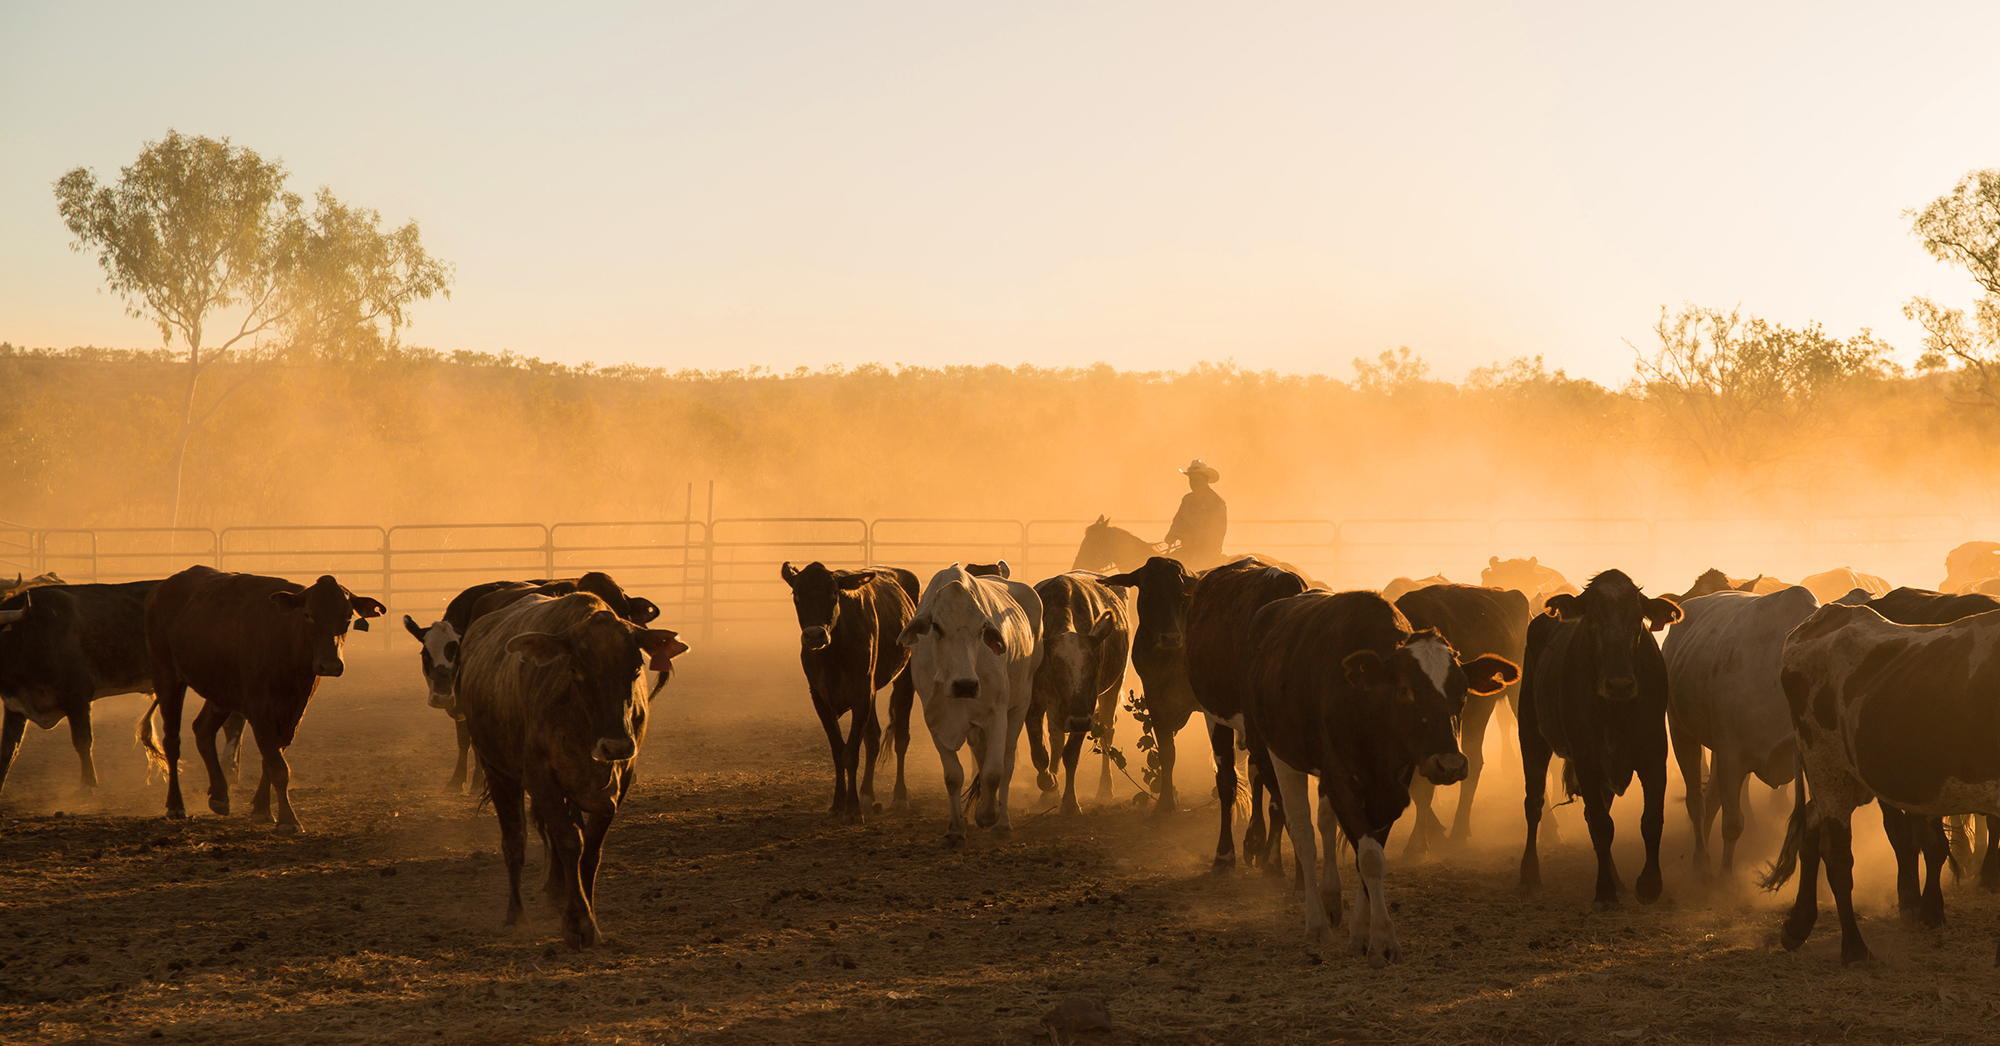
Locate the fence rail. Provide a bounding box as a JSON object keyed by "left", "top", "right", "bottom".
{"left": 0, "top": 514, "right": 1991, "bottom": 640}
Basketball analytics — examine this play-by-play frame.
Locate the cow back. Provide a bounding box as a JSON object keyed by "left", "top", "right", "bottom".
{"left": 1187, "top": 557, "right": 1308, "bottom": 722}
{"left": 0, "top": 580, "right": 158, "bottom": 727}
{"left": 1863, "top": 586, "right": 2000, "bottom": 626}
{"left": 1661, "top": 586, "right": 1816, "bottom": 761}
{"left": 1393, "top": 584, "right": 1529, "bottom": 675}
{"left": 146, "top": 567, "right": 328, "bottom": 707}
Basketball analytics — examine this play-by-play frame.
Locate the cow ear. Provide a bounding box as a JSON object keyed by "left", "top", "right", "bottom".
{"left": 1101, "top": 571, "right": 1137, "bottom": 588}
{"left": 506, "top": 632, "right": 569, "bottom": 666}
{"left": 350, "top": 595, "right": 387, "bottom": 619}
{"left": 270, "top": 590, "right": 307, "bottom": 612}
{"left": 1460, "top": 654, "right": 1520, "bottom": 696}
{"left": 639, "top": 629, "right": 690, "bottom": 671}
{"left": 1488, "top": 556, "right": 1499, "bottom": 568}
{"left": 898, "top": 616, "right": 932, "bottom": 648}
{"left": 982, "top": 624, "right": 1007, "bottom": 657}
{"left": 1342, "top": 649, "right": 1388, "bottom": 689}
{"left": 1528, "top": 556, "right": 1538, "bottom": 567}
{"left": 781, "top": 562, "right": 799, "bottom": 584}
{"left": 836, "top": 572, "right": 874, "bottom": 591}
{"left": 403, "top": 615, "right": 427, "bottom": 641}
{"left": 993, "top": 560, "right": 1011, "bottom": 579}
{"left": 627, "top": 596, "right": 662, "bottom": 624}
{"left": 1544, "top": 593, "right": 1581, "bottom": 619}
{"left": 1644, "top": 596, "right": 1683, "bottom": 631}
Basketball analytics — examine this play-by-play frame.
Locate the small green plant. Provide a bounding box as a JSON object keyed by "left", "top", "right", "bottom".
{"left": 1107, "top": 688, "right": 1162, "bottom": 798}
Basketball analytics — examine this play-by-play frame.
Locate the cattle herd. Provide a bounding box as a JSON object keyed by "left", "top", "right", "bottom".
{"left": 9, "top": 536, "right": 2000, "bottom": 968}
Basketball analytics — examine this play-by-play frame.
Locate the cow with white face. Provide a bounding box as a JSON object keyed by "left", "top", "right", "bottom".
{"left": 899, "top": 563, "right": 1043, "bottom": 846}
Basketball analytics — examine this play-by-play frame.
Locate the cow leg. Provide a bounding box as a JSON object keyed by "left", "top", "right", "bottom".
{"left": 64, "top": 706, "right": 97, "bottom": 796}
{"left": 221, "top": 713, "right": 246, "bottom": 787}
{"left": 491, "top": 773, "right": 529, "bottom": 928}
{"left": 1268, "top": 752, "right": 1332, "bottom": 941}
{"left": 543, "top": 803, "right": 595, "bottom": 948}
{"left": 192, "top": 703, "right": 232, "bottom": 817}
{"left": 1517, "top": 697, "right": 1553, "bottom": 895}
{"left": 246, "top": 717, "right": 300, "bottom": 833}
{"left": 1242, "top": 750, "right": 1267, "bottom": 868}
{"left": 1210, "top": 720, "right": 1237, "bottom": 871}
{"left": 1093, "top": 688, "right": 1118, "bottom": 804}
{"left": 0, "top": 709, "right": 26, "bottom": 798}
{"left": 1714, "top": 753, "right": 1750, "bottom": 876}
{"left": 858, "top": 695, "right": 883, "bottom": 815}
{"left": 578, "top": 807, "right": 615, "bottom": 918}
{"left": 1823, "top": 815, "right": 1872, "bottom": 964}
{"left": 1027, "top": 704, "right": 1055, "bottom": 796}
{"left": 986, "top": 714, "right": 1021, "bottom": 837}
{"left": 838, "top": 701, "right": 870, "bottom": 824}
{"left": 887, "top": 667, "right": 915, "bottom": 813}
{"left": 1353, "top": 831, "right": 1399, "bottom": 967}
{"left": 1780, "top": 815, "right": 1823, "bottom": 951}
{"left": 936, "top": 746, "right": 967, "bottom": 847}
{"left": 1983, "top": 816, "right": 2000, "bottom": 893}
{"left": 1636, "top": 758, "right": 1665, "bottom": 904}
{"left": 1151, "top": 717, "right": 1179, "bottom": 818}
{"left": 1253, "top": 745, "right": 1288, "bottom": 876}
{"left": 809, "top": 688, "right": 849, "bottom": 819}
{"left": 1585, "top": 792, "right": 1622, "bottom": 908}
{"left": 1879, "top": 803, "right": 1923, "bottom": 922}
{"left": 1448, "top": 691, "right": 1499, "bottom": 846}
{"left": 155, "top": 679, "right": 189, "bottom": 820}
{"left": 1919, "top": 814, "right": 1950, "bottom": 929}
{"left": 1060, "top": 720, "right": 1087, "bottom": 815}
{"left": 449, "top": 717, "right": 473, "bottom": 793}
{"left": 1670, "top": 718, "right": 1709, "bottom": 879}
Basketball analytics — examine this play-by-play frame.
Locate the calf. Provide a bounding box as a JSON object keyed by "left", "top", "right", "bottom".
{"left": 458, "top": 593, "right": 688, "bottom": 948}
{"left": 780, "top": 562, "right": 919, "bottom": 822}
{"left": 899, "top": 564, "right": 1042, "bottom": 845}
{"left": 1026, "top": 571, "right": 1131, "bottom": 815}
{"left": 0, "top": 580, "right": 158, "bottom": 797}
{"left": 1244, "top": 590, "right": 1516, "bottom": 962}
{"left": 1393, "top": 583, "right": 1532, "bottom": 856}
{"left": 1101, "top": 556, "right": 1201, "bottom": 816}
{"left": 1661, "top": 586, "right": 1818, "bottom": 876}
{"left": 1185, "top": 556, "right": 1308, "bottom": 871}
{"left": 1762, "top": 602, "right": 2000, "bottom": 963}
{"left": 1517, "top": 569, "right": 1681, "bottom": 906}
{"left": 146, "top": 567, "right": 386, "bottom": 831}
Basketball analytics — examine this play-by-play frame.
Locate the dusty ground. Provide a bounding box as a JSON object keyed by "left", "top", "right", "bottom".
{"left": 2, "top": 641, "right": 1998, "bottom": 1045}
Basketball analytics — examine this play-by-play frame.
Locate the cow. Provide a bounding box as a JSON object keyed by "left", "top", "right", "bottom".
{"left": 1517, "top": 569, "right": 1681, "bottom": 906}
{"left": 403, "top": 573, "right": 657, "bottom": 792}
{"left": 1026, "top": 571, "right": 1131, "bottom": 815}
{"left": 1660, "top": 586, "right": 1818, "bottom": 876}
{"left": 1244, "top": 590, "right": 1517, "bottom": 962}
{"left": 145, "top": 567, "right": 386, "bottom": 831}
{"left": 0, "top": 573, "right": 66, "bottom": 596}
{"left": 1380, "top": 574, "right": 1452, "bottom": 605}
{"left": 1761, "top": 602, "right": 2000, "bottom": 964}
{"left": 1665, "top": 568, "right": 1787, "bottom": 603}
{"left": 898, "top": 563, "right": 1042, "bottom": 845}
{"left": 1942, "top": 540, "right": 2000, "bottom": 593}
{"left": 1184, "top": 556, "right": 1308, "bottom": 872}
{"left": 1393, "top": 583, "right": 1532, "bottom": 857}
{"left": 1100, "top": 556, "right": 1201, "bottom": 816}
{"left": 1481, "top": 556, "right": 1580, "bottom": 617}
{"left": 1799, "top": 567, "right": 1890, "bottom": 605}
{"left": 780, "top": 562, "right": 919, "bottom": 822}
{"left": 0, "top": 580, "right": 158, "bottom": 797}
{"left": 457, "top": 592, "right": 688, "bottom": 948}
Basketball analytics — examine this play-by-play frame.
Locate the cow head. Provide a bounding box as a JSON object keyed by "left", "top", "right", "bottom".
{"left": 899, "top": 578, "right": 1009, "bottom": 701}
{"left": 271, "top": 575, "right": 387, "bottom": 678}
{"left": 1342, "top": 630, "right": 1518, "bottom": 786}
{"left": 1103, "top": 556, "right": 1195, "bottom": 653}
{"left": 781, "top": 561, "right": 877, "bottom": 652}
{"left": 1542, "top": 569, "right": 1679, "bottom": 702}
{"left": 1036, "top": 608, "right": 1121, "bottom": 727}
{"left": 403, "top": 615, "right": 462, "bottom": 710}
{"left": 507, "top": 608, "right": 689, "bottom": 762}
{"left": 574, "top": 571, "right": 661, "bottom": 625}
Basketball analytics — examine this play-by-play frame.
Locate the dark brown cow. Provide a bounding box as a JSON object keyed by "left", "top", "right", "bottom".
{"left": 1664, "top": 568, "right": 1773, "bottom": 603}
{"left": 1762, "top": 602, "right": 2000, "bottom": 964}
{"left": 1517, "top": 569, "right": 1681, "bottom": 906}
{"left": 0, "top": 580, "right": 158, "bottom": 796}
{"left": 1393, "top": 583, "right": 1532, "bottom": 856}
{"left": 1244, "top": 590, "right": 1516, "bottom": 962}
{"left": 1027, "top": 571, "right": 1131, "bottom": 814}
{"left": 1380, "top": 574, "right": 1451, "bottom": 605}
{"left": 457, "top": 592, "right": 688, "bottom": 948}
{"left": 146, "top": 567, "right": 386, "bottom": 831}
{"left": 780, "top": 562, "right": 919, "bottom": 822}
{"left": 1101, "top": 556, "right": 1201, "bottom": 815}
{"left": 1481, "top": 556, "right": 1579, "bottom": 616}
{"left": 1185, "top": 556, "right": 1308, "bottom": 871}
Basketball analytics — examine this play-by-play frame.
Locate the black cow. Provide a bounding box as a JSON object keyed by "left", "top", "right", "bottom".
{"left": 1101, "top": 556, "right": 1200, "bottom": 815}
{"left": 1027, "top": 571, "right": 1131, "bottom": 814}
{"left": 1185, "top": 556, "right": 1307, "bottom": 872}
{"left": 147, "top": 567, "right": 386, "bottom": 831}
{"left": 1517, "top": 569, "right": 1681, "bottom": 906}
{"left": 1393, "top": 583, "right": 1532, "bottom": 857}
{"left": 1244, "top": 590, "right": 1516, "bottom": 962}
{"left": 1762, "top": 602, "right": 2000, "bottom": 964}
{"left": 780, "top": 562, "right": 919, "bottom": 822}
{"left": 0, "top": 580, "right": 158, "bottom": 797}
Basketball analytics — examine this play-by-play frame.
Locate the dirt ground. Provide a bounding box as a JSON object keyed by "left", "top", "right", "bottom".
{"left": 3, "top": 640, "right": 1999, "bottom": 1045}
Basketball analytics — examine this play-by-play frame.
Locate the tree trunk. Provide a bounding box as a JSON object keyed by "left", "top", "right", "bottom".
{"left": 167, "top": 344, "right": 203, "bottom": 530}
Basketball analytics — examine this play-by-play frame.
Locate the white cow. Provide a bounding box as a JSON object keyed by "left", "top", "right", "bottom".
{"left": 1661, "top": 585, "right": 1818, "bottom": 876}
{"left": 899, "top": 563, "right": 1043, "bottom": 845}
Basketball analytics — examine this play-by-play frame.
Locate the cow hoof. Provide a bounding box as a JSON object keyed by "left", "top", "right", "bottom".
{"left": 165, "top": 808, "right": 186, "bottom": 821}
{"left": 1367, "top": 950, "right": 1391, "bottom": 970}
{"left": 871, "top": 802, "right": 883, "bottom": 815}
{"left": 208, "top": 798, "right": 230, "bottom": 816}
{"left": 942, "top": 832, "right": 965, "bottom": 849}
{"left": 889, "top": 799, "right": 909, "bottom": 815}
{"left": 1212, "top": 854, "right": 1236, "bottom": 875}
{"left": 991, "top": 825, "right": 1012, "bottom": 841}
{"left": 444, "top": 778, "right": 466, "bottom": 794}
{"left": 1779, "top": 920, "right": 1811, "bottom": 952}
{"left": 1592, "top": 898, "right": 1620, "bottom": 912}
{"left": 1839, "top": 943, "right": 1874, "bottom": 966}
{"left": 274, "top": 822, "right": 301, "bottom": 836}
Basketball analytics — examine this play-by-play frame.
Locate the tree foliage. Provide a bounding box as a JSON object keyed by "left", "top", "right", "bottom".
{"left": 54, "top": 129, "right": 451, "bottom": 523}
{"left": 1905, "top": 168, "right": 2000, "bottom": 409}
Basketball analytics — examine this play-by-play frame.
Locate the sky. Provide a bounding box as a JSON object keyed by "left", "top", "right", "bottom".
{"left": 2, "top": 1, "right": 1996, "bottom": 387}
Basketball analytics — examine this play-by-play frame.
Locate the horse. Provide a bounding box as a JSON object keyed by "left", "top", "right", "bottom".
{"left": 1073, "top": 517, "right": 1164, "bottom": 574}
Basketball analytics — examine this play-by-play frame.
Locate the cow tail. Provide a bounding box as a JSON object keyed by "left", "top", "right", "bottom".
{"left": 1759, "top": 747, "right": 1810, "bottom": 892}
{"left": 134, "top": 698, "right": 169, "bottom": 783}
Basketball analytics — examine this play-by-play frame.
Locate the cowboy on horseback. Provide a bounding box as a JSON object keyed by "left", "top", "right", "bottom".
{"left": 1164, "top": 459, "right": 1226, "bottom": 572}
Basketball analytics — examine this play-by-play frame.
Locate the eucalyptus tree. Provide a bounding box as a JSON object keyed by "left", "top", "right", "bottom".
{"left": 1906, "top": 169, "right": 2000, "bottom": 410}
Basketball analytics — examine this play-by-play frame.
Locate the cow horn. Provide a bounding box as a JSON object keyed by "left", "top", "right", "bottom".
{"left": 0, "top": 592, "right": 27, "bottom": 625}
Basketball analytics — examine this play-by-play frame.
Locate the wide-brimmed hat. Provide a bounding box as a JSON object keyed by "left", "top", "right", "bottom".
{"left": 1179, "top": 459, "right": 1220, "bottom": 483}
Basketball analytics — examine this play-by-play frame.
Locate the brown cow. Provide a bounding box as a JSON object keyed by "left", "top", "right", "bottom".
{"left": 1027, "top": 571, "right": 1131, "bottom": 815}
{"left": 780, "top": 562, "right": 919, "bottom": 822}
{"left": 458, "top": 592, "right": 687, "bottom": 948}
{"left": 145, "top": 567, "right": 385, "bottom": 831}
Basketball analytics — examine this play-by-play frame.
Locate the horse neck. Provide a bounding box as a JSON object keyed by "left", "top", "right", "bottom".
{"left": 1109, "top": 527, "right": 1155, "bottom": 569}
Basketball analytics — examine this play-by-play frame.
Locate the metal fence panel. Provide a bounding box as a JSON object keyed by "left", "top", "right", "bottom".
{"left": 385, "top": 523, "right": 551, "bottom": 620}
{"left": 550, "top": 520, "right": 708, "bottom": 625}
{"left": 35, "top": 527, "right": 218, "bottom": 584}
{"left": 1492, "top": 518, "right": 1654, "bottom": 590}
{"left": 1334, "top": 519, "right": 1492, "bottom": 591}
{"left": 708, "top": 518, "right": 867, "bottom": 625}
{"left": 0, "top": 521, "right": 34, "bottom": 579}
{"left": 869, "top": 518, "right": 1026, "bottom": 580}
{"left": 1023, "top": 518, "right": 1168, "bottom": 578}
{"left": 219, "top": 525, "right": 389, "bottom": 595}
